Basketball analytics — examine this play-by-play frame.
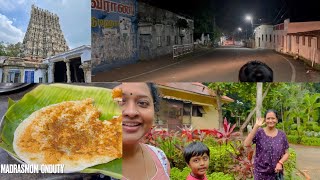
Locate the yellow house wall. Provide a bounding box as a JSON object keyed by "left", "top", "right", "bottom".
{"left": 159, "top": 88, "right": 216, "bottom": 106}
{"left": 190, "top": 106, "right": 219, "bottom": 129}
{"left": 158, "top": 86, "right": 227, "bottom": 130}
{"left": 183, "top": 115, "right": 191, "bottom": 124}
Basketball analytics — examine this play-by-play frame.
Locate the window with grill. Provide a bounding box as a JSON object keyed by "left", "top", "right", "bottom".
{"left": 308, "top": 37, "right": 312, "bottom": 47}
{"left": 167, "top": 36, "right": 171, "bottom": 46}
{"left": 175, "top": 36, "right": 178, "bottom": 45}
{"left": 270, "top": 35, "right": 272, "bottom": 42}
{"left": 192, "top": 106, "right": 205, "bottom": 117}
{"left": 157, "top": 36, "right": 162, "bottom": 47}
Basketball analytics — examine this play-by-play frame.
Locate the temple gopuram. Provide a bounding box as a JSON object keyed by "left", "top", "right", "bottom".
{"left": 21, "top": 5, "right": 69, "bottom": 60}
{"left": 0, "top": 5, "right": 91, "bottom": 83}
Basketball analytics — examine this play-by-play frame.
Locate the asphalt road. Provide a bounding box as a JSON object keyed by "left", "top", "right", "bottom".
{"left": 92, "top": 46, "right": 320, "bottom": 82}
{"left": 290, "top": 144, "right": 320, "bottom": 179}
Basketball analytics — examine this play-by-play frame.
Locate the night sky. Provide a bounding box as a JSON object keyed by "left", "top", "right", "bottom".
{"left": 140, "top": 0, "right": 320, "bottom": 35}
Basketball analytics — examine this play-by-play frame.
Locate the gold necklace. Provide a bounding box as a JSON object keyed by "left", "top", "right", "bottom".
{"left": 140, "top": 144, "right": 150, "bottom": 180}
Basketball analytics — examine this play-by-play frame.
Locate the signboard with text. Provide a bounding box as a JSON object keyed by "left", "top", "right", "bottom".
{"left": 91, "top": 0, "right": 138, "bottom": 74}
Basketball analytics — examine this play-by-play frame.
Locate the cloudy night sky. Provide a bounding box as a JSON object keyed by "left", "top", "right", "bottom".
{"left": 0, "top": 0, "right": 90, "bottom": 49}
{"left": 141, "top": 0, "right": 320, "bottom": 34}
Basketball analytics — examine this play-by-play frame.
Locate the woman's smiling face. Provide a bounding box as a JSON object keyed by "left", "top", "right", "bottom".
{"left": 120, "top": 83, "right": 155, "bottom": 145}
{"left": 265, "top": 111, "right": 278, "bottom": 128}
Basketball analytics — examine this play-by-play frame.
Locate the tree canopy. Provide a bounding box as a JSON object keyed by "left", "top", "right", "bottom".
{"left": 0, "top": 41, "right": 21, "bottom": 57}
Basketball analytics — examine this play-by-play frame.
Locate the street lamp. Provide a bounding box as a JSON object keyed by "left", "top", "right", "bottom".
{"left": 245, "top": 15, "right": 253, "bottom": 38}
{"left": 237, "top": 27, "right": 242, "bottom": 41}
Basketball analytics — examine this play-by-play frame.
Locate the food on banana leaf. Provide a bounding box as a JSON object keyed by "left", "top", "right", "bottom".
{"left": 112, "top": 87, "right": 122, "bottom": 102}
{"left": 0, "top": 84, "right": 122, "bottom": 178}
{"left": 13, "top": 98, "right": 122, "bottom": 173}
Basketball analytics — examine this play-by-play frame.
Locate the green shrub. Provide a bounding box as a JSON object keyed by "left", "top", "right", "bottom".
{"left": 170, "top": 167, "right": 234, "bottom": 180}
{"left": 304, "top": 131, "right": 315, "bottom": 137}
{"left": 306, "top": 122, "right": 318, "bottom": 131}
{"left": 314, "top": 132, "right": 320, "bottom": 138}
{"left": 170, "top": 167, "right": 191, "bottom": 180}
{"left": 289, "top": 130, "right": 297, "bottom": 136}
{"left": 306, "top": 122, "right": 313, "bottom": 131}
{"left": 290, "top": 124, "right": 297, "bottom": 130}
{"left": 276, "top": 123, "right": 281, "bottom": 129}
{"left": 284, "top": 148, "right": 297, "bottom": 180}
{"left": 207, "top": 144, "right": 234, "bottom": 174}
{"left": 154, "top": 134, "right": 187, "bottom": 169}
{"left": 207, "top": 172, "right": 234, "bottom": 180}
{"left": 301, "top": 136, "right": 320, "bottom": 146}
{"left": 297, "top": 126, "right": 305, "bottom": 132}
{"left": 287, "top": 135, "right": 320, "bottom": 146}
{"left": 313, "top": 125, "right": 320, "bottom": 132}
{"left": 203, "top": 136, "right": 219, "bottom": 147}
{"left": 287, "top": 135, "right": 300, "bottom": 144}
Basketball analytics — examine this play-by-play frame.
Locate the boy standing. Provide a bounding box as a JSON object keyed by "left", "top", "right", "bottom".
{"left": 183, "top": 141, "right": 210, "bottom": 180}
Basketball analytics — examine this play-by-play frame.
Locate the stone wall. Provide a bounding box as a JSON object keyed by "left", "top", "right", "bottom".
{"left": 138, "top": 2, "right": 194, "bottom": 60}
{"left": 91, "top": 0, "right": 194, "bottom": 74}
{"left": 91, "top": 0, "right": 138, "bottom": 74}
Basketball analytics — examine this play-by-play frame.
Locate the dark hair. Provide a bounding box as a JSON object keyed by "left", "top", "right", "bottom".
{"left": 239, "top": 60, "right": 273, "bottom": 82}
{"left": 146, "top": 82, "right": 160, "bottom": 112}
{"left": 264, "top": 109, "right": 280, "bottom": 121}
{"left": 183, "top": 141, "right": 210, "bottom": 164}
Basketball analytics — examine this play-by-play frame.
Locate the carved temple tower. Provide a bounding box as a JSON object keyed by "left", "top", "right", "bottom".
{"left": 22, "top": 5, "right": 69, "bottom": 59}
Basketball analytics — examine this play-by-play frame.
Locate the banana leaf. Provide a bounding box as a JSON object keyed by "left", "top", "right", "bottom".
{"left": 0, "top": 84, "right": 122, "bottom": 179}
{"left": 8, "top": 98, "right": 16, "bottom": 109}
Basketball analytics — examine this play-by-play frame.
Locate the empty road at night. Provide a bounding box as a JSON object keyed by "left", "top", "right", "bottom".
{"left": 92, "top": 46, "right": 320, "bottom": 82}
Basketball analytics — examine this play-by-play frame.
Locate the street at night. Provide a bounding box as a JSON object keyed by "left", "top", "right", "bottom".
{"left": 92, "top": 46, "right": 320, "bottom": 82}
{"left": 91, "top": 0, "right": 320, "bottom": 83}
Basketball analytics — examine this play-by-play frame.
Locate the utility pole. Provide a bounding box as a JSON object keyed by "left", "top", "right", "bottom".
{"left": 246, "top": 28, "right": 247, "bottom": 40}
{"left": 213, "top": 16, "right": 216, "bottom": 42}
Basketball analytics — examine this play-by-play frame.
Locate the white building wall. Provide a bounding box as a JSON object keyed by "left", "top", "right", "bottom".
{"left": 23, "top": 68, "right": 45, "bottom": 83}
{"left": 254, "top": 18, "right": 320, "bottom": 68}
{"left": 48, "top": 63, "right": 54, "bottom": 83}
{"left": 273, "top": 30, "right": 285, "bottom": 52}
{"left": 0, "top": 68, "right": 2, "bottom": 83}
{"left": 273, "top": 19, "right": 290, "bottom": 53}
{"left": 34, "top": 69, "right": 44, "bottom": 83}
{"left": 23, "top": 68, "right": 33, "bottom": 83}
{"left": 295, "top": 36, "right": 320, "bottom": 65}
{"left": 291, "top": 35, "right": 299, "bottom": 55}
{"left": 81, "top": 49, "right": 91, "bottom": 63}
{"left": 254, "top": 25, "right": 274, "bottom": 49}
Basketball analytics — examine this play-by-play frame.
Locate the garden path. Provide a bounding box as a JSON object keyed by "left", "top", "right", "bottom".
{"left": 290, "top": 144, "right": 320, "bottom": 180}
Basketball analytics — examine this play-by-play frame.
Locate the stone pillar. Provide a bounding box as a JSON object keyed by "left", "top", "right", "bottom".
{"left": 80, "top": 62, "right": 91, "bottom": 83}
{"left": 43, "top": 69, "right": 48, "bottom": 83}
{"left": 20, "top": 68, "right": 24, "bottom": 83}
{"left": 49, "top": 62, "right": 54, "bottom": 83}
{"left": 3, "top": 68, "right": 9, "bottom": 83}
{"left": 64, "top": 59, "right": 71, "bottom": 83}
